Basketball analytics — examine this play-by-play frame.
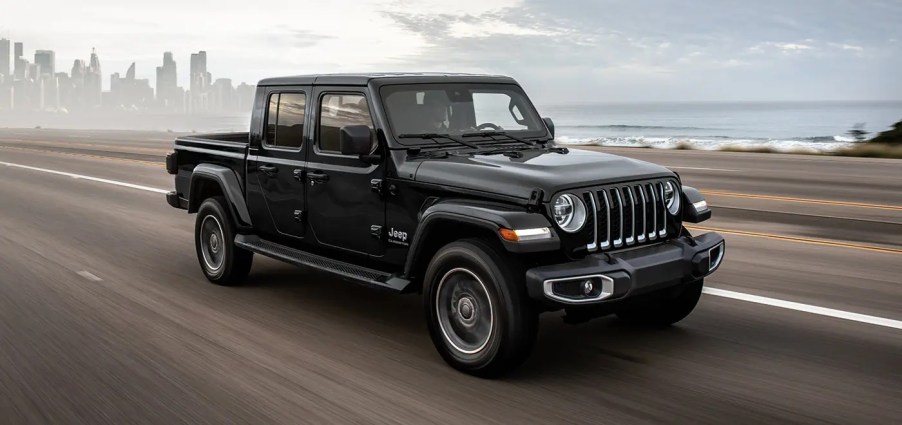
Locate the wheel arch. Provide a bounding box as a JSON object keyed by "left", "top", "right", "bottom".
{"left": 187, "top": 164, "right": 253, "bottom": 228}
{"left": 403, "top": 199, "right": 559, "bottom": 287}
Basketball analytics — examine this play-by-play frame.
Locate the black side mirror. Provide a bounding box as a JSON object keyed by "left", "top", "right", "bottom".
{"left": 542, "top": 117, "right": 555, "bottom": 138}
{"left": 681, "top": 186, "right": 712, "bottom": 223}
{"left": 340, "top": 125, "right": 373, "bottom": 156}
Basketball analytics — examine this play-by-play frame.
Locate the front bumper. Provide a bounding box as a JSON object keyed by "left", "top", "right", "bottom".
{"left": 525, "top": 232, "right": 724, "bottom": 307}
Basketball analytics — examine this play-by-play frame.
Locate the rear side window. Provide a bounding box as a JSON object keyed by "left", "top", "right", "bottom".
{"left": 318, "top": 94, "right": 375, "bottom": 153}
{"left": 265, "top": 92, "right": 306, "bottom": 149}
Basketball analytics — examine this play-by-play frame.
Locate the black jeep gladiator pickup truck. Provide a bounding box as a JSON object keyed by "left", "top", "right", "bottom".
{"left": 166, "top": 73, "right": 725, "bottom": 377}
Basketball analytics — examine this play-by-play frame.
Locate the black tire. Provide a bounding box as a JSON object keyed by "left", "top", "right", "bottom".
{"left": 424, "top": 238, "right": 538, "bottom": 378}
{"left": 616, "top": 279, "right": 704, "bottom": 326}
{"left": 195, "top": 196, "right": 253, "bottom": 285}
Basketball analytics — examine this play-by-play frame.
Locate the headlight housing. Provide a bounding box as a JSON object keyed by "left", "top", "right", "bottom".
{"left": 663, "top": 181, "right": 681, "bottom": 215}
{"left": 552, "top": 193, "right": 587, "bottom": 233}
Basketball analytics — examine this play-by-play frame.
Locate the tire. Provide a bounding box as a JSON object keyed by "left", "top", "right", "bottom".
{"left": 616, "top": 279, "right": 704, "bottom": 326}
{"left": 424, "top": 238, "right": 538, "bottom": 377}
{"left": 194, "top": 196, "right": 253, "bottom": 285}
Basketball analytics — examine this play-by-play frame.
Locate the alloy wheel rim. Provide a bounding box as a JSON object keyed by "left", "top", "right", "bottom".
{"left": 200, "top": 215, "right": 225, "bottom": 272}
{"left": 436, "top": 267, "right": 494, "bottom": 355}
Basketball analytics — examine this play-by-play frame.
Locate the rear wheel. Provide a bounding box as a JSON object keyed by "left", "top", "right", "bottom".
{"left": 424, "top": 239, "right": 537, "bottom": 377}
{"left": 195, "top": 196, "right": 253, "bottom": 285}
{"left": 616, "top": 279, "right": 704, "bottom": 326}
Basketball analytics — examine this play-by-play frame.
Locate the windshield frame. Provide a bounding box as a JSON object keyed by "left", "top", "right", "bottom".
{"left": 378, "top": 82, "right": 549, "bottom": 146}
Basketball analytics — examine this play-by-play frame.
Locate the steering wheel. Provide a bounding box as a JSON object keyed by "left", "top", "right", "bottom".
{"left": 476, "top": 123, "right": 502, "bottom": 131}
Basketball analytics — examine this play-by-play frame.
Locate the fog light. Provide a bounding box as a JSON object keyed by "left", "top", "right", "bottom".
{"left": 542, "top": 275, "right": 614, "bottom": 304}
{"left": 582, "top": 280, "right": 594, "bottom": 295}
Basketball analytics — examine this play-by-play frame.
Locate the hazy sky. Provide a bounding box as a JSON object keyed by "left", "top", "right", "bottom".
{"left": 3, "top": 0, "right": 900, "bottom": 103}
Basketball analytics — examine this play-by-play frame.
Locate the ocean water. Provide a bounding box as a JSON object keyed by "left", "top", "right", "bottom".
{"left": 538, "top": 101, "right": 902, "bottom": 152}
{"left": 2, "top": 101, "right": 900, "bottom": 153}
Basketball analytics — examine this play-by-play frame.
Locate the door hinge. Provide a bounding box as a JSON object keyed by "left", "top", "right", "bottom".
{"left": 370, "top": 225, "right": 383, "bottom": 239}
{"left": 370, "top": 179, "right": 383, "bottom": 193}
{"left": 294, "top": 210, "right": 306, "bottom": 222}
{"left": 526, "top": 188, "right": 544, "bottom": 212}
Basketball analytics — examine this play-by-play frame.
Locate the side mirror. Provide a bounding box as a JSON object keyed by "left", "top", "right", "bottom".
{"left": 542, "top": 117, "right": 555, "bottom": 138}
{"left": 681, "top": 186, "right": 711, "bottom": 223}
{"left": 340, "top": 125, "right": 373, "bottom": 156}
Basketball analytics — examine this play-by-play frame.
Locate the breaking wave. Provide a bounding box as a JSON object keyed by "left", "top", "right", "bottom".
{"left": 558, "top": 124, "right": 720, "bottom": 131}
{"left": 556, "top": 135, "right": 858, "bottom": 152}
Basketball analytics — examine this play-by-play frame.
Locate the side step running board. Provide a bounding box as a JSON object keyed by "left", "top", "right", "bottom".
{"left": 234, "top": 234, "right": 411, "bottom": 293}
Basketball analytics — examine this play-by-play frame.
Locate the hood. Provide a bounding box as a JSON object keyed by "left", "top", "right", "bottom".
{"left": 413, "top": 148, "right": 675, "bottom": 201}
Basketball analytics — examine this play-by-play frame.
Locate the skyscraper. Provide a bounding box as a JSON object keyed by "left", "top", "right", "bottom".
{"left": 110, "top": 62, "right": 153, "bottom": 108}
{"left": 34, "top": 50, "right": 55, "bottom": 77}
{"left": 85, "top": 48, "right": 102, "bottom": 107}
{"left": 155, "top": 51, "right": 181, "bottom": 110}
{"left": 13, "top": 42, "right": 24, "bottom": 79}
{"left": 189, "top": 51, "right": 211, "bottom": 112}
{"left": 0, "top": 39, "right": 10, "bottom": 78}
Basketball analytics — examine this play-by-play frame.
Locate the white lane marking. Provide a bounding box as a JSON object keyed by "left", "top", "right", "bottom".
{"left": 3, "top": 159, "right": 899, "bottom": 330}
{"left": 0, "top": 160, "right": 168, "bottom": 194}
{"left": 77, "top": 270, "right": 103, "bottom": 282}
{"left": 665, "top": 166, "right": 740, "bottom": 172}
{"left": 704, "top": 287, "right": 902, "bottom": 330}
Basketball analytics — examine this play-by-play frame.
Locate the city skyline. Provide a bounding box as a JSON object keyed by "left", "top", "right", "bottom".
{"left": 0, "top": 36, "right": 255, "bottom": 114}
{"left": 2, "top": 0, "right": 900, "bottom": 104}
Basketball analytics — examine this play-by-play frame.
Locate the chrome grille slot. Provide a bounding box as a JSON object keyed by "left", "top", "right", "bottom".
{"left": 636, "top": 185, "right": 647, "bottom": 243}
{"left": 598, "top": 190, "right": 611, "bottom": 250}
{"left": 657, "top": 182, "right": 667, "bottom": 238}
{"left": 584, "top": 191, "right": 598, "bottom": 252}
{"left": 624, "top": 186, "right": 635, "bottom": 246}
{"left": 611, "top": 188, "right": 624, "bottom": 248}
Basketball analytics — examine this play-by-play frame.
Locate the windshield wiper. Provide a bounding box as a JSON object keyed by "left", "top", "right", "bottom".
{"left": 461, "top": 131, "right": 548, "bottom": 146}
{"left": 398, "top": 133, "right": 479, "bottom": 149}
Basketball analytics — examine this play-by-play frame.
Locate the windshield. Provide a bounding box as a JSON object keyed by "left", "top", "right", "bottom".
{"left": 380, "top": 83, "right": 547, "bottom": 145}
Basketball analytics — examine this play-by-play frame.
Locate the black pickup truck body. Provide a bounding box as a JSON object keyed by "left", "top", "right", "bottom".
{"left": 166, "top": 73, "right": 724, "bottom": 376}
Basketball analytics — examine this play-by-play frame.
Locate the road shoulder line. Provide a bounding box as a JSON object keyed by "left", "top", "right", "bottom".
{"left": 704, "top": 287, "right": 902, "bottom": 330}
{"left": 0, "top": 160, "right": 169, "bottom": 194}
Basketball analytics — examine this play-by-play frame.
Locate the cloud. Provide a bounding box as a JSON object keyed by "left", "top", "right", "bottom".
{"left": 3, "top": 0, "right": 900, "bottom": 101}
{"left": 828, "top": 42, "right": 864, "bottom": 52}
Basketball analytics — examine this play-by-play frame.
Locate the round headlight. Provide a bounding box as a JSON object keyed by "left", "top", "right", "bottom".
{"left": 664, "top": 181, "right": 681, "bottom": 215}
{"left": 553, "top": 193, "right": 587, "bottom": 233}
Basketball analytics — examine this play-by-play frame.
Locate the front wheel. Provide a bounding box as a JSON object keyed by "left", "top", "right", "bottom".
{"left": 616, "top": 279, "right": 704, "bottom": 326}
{"left": 195, "top": 196, "right": 253, "bottom": 285}
{"left": 424, "top": 239, "right": 537, "bottom": 378}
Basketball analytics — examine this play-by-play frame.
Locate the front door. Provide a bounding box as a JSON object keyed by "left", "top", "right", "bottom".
{"left": 247, "top": 88, "right": 310, "bottom": 240}
{"left": 306, "top": 88, "right": 385, "bottom": 256}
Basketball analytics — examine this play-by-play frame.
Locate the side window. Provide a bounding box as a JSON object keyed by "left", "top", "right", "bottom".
{"left": 319, "top": 93, "right": 375, "bottom": 153}
{"left": 265, "top": 92, "right": 306, "bottom": 149}
{"left": 266, "top": 94, "right": 279, "bottom": 143}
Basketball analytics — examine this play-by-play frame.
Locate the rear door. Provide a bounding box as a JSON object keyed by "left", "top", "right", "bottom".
{"left": 246, "top": 87, "right": 311, "bottom": 240}
{"left": 305, "top": 87, "right": 385, "bottom": 256}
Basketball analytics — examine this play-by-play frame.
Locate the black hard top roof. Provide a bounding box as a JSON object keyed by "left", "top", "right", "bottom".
{"left": 257, "top": 72, "right": 518, "bottom": 87}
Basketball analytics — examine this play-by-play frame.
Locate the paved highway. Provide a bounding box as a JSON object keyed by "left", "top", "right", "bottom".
{"left": 0, "top": 129, "right": 900, "bottom": 424}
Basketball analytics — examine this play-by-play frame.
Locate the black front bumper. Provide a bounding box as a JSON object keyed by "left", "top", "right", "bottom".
{"left": 525, "top": 232, "right": 724, "bottom": 307}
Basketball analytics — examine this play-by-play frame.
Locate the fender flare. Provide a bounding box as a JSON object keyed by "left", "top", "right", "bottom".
{"left": 403, "top": 199, "right": 559, "bottom": 277}
{"left": 187, "top": 164, "right": 253, "bottom": 227}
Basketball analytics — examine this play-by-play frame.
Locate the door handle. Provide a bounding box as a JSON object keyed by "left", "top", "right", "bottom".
{"left": 293, "top": 169, "right": 304, "bottom": 182}
{"left": 308, "top": 171, "right": 330, "bottom": 186}
{"left": 258, "top": 165, "right": 278, "bottom": 176}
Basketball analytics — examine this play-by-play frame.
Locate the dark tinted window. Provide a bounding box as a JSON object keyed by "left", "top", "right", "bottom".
{"left": 265, "top": 92, "right": 306, "bottom": 149}
{"left": 319, "top": 94, "right": 374, "bottom": 153}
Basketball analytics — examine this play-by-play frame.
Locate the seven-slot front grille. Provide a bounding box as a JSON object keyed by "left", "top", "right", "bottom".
{"left": 581, "top": 180, "right": 672, "bottom": 252}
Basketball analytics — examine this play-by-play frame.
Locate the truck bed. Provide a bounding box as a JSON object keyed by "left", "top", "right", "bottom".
{"left": 170, "top": 132, "right": 250, "bottom": 204}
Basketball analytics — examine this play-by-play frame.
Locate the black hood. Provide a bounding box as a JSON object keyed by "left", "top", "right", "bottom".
{"left": 413, "top": 148, "right": 675, "bottom": 201}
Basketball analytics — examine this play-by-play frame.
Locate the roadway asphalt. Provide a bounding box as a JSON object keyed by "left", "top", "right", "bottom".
{"left": 0, "top": 129, "right": 900, "bottom": 424}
